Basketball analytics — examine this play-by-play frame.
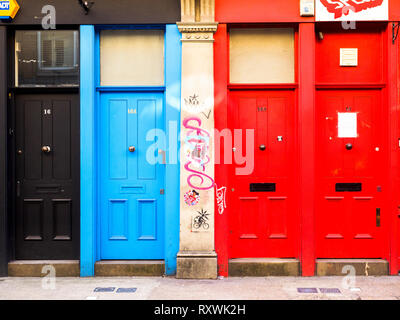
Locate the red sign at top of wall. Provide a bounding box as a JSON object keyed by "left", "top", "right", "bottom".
{"left": 321, "top": 0, "right": 383, "bottom": 19}
{"left": 316, "top": 0, "right": 388, "bottom": 21}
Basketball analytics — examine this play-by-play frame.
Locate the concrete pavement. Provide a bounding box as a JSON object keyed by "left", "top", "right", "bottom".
{"left": 0, "top": 276, "right": 399, "bottom": 300}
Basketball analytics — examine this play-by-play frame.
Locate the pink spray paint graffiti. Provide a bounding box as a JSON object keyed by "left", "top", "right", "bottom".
{"left": 183, "top": 117, "right": 215, "bottom": 191}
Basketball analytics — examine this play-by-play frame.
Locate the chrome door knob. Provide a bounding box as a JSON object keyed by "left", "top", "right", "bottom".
{"left": 345, "top": 143, "right": 353, "bottom": 150}
{"left": 128, "top": 146, "right": 136, "bottom": 152}
{"left": 259, "top": 144, "right": 266, "bottom": 151}
{"left": 42, "top": 146, "right": 51, "bottom": 153}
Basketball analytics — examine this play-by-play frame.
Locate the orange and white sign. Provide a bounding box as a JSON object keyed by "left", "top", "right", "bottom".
{"left": 0, "top": 0, "right": 19, "bottom": 19}
{"left": 316, "top": 0, "right": 388, "bottom": 21}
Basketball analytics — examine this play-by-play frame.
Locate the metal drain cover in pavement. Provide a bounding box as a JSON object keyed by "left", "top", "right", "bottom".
{"left": 116, "top": 288, "right": 137, "bottom": 293}
{"left": 319, "top": 288, "right": 341, "bottom": 294}
{"left": 94, "top": 287, "right": 116, "bottom": 293}
{"left": 297, "top": 288, "right": 318, "bottom": 293}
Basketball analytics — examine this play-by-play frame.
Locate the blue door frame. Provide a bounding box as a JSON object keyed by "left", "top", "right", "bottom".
{"left": 80, "top": 24, "right": 181, "bottom": 276}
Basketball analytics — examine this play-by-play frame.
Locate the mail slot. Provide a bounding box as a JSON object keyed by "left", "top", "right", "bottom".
{"left": 250, "top": 183, "right": 276, "bottom": 192}
{"left": 335, "top": 183, "right": 362, "bottom": 192}
{"left": 36, "top": 185, "right": 61, "bottom": 193}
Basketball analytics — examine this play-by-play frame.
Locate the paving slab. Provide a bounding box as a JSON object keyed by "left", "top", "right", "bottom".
{"left": 0, "top": 276, "right": 398, "bottom": 300}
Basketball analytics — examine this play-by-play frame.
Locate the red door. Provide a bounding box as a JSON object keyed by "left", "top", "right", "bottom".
{"left": 229, "top": 90, "right": 298, "bottom": 258}
{"left": 316, "top": 90, "right": 385, "bottom": 258}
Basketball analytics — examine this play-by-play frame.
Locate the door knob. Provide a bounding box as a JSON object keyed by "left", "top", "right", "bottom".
{"left": 345, "top": 143, "right": 353, "bottom": 150}
{"left": 42, "top": 146, "right": 51, "bottom": 153}
{"left": 158, "top": 149, "right": 166, "bottom": 164}
{"left": 128, "top": 146, "right": 136, "bottom": 152}
{"left": 259, "top": 144, "right": 266, "bottom": 151}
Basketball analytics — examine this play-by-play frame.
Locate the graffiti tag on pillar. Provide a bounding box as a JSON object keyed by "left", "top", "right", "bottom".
{"left": 184, "top": 94, "right": 209, "bottom": 114}
{"left": 184, "top": 189, "right": 200, "bottom": 206}
{"left": 216, "top": 186, "right": 227, "bottom": 215}
{"left": 185, "top": 94, "right": 200, "bottom": 106}
{"left": 201, "top": 109, "right": 212, "bottom": 119}
{"left": 192, "top": 209, "right": 210, "bottom": 230}
{"left": 183, "top": 117, "right": 215, "bottom": 190}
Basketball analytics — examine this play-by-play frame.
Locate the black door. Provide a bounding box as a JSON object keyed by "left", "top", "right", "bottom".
{"left": 15, "top": 94, "right": 79, "bottom": 259}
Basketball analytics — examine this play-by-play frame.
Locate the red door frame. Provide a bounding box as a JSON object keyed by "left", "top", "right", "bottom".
{"left": 214, "top": 22, "right": 400, "bottom": 277}
{"left": 298, "top": 23, "right": 316, "bottom": 276}
{"left": 214, "top": 23, "right": 230, "bottom": 277}
{"left": 214, "top": 23, "right": 304, "bottom": 276}
{"left": 380, "top": 24, "right": 399, "bottom": 275}
{"left": 388, "top": 24, "right": 400, "bottom": 275}
{"left": 391, "top": 6, "right": 400, "bottom": 278}
{"left": 227, "top": 88, "right": 299, "bottom": 259}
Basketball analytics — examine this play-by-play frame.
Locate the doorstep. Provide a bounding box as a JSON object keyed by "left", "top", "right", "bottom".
{"left": 228, "top": 258, "right": 300, "bottom": 277}
{"left": 316, "top": 259, "right": 389, "bottom": 276}
{"left": 8, "top": 260, "right": 80, "bottom": 277}
{"left": 95, "top": 260, "right": 165, "bottom": 277}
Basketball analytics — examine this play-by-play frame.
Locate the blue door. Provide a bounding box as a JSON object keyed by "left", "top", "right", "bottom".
{"left": 99, "top": 92, "right": 165, "bottom": 259}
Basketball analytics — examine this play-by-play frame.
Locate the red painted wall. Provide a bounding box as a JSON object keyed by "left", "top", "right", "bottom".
{"left": 390, "top": 0, "right": 400, "bottom": 21}
{"left": 298, "top": 23, "right": 316, "bottom": 276}
{"left": 214, "top": 24, "right": 229, "bottom": 277}
{"left": 216, "top": 0, "right": 314, "bottom": 23}
{"left": 214, "top": 1, "right": 400, "bottom": 276}
{"left": 216, "top": 0, "right": 400, "bottom": 22}
{"left": 316, "top": 25, "right": 385, "bottom": 85}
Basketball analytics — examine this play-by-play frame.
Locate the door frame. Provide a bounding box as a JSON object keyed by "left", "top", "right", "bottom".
{"left": 314, "top": 87, "right": 388, "bottom": 259}
{"left": 214, "top": 24, "right": 301, "bottom": 276}
{"left": 0, "top": 26, "right": 7, "bottom": 276}
{"left": 80, "top": 24, "right": 181, "bottom": 276}
{"left": 13, "top": 91, "right": 80, "bottom": 259}
{"left": 226, "top": 88, "right": 300, "bottom": 259}
{"left": 98, "top": 91, "right": 166, "bottom": 260}
{"left": 0, "top": 27, "right": 81, "bottom": 276}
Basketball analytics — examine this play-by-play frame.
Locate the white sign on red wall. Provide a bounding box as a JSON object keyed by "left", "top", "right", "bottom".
{"left": 316, "top": 0, "right": 388, "bottom": 21}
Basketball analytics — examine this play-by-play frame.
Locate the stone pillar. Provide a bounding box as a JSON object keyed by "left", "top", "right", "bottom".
{"left": 176, "top": 0, "right": 218, "bottom": 279}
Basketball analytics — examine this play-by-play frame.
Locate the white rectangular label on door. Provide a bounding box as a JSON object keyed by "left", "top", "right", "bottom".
{"left": 340, "top": 48, "right": 358, "bottom": 66}
{"left": 338, "top": 112, "right": 357, "bottom": 138}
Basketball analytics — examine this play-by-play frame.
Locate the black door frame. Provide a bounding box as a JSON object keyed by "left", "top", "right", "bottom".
{"left": 0, "top": 26, "right": 8, "bottom": 277}
{"left": 0, "top": 27, "right": 80, "bottom": 275}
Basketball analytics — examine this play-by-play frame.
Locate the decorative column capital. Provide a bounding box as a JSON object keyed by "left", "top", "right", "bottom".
{"left": 177, "top": 22, "right": 218, "bottom": 42}
{"left": 181, "top": 0, "right": 215, "bottom": 23}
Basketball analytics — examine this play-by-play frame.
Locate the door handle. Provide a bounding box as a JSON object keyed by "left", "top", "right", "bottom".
{"left": 345, "top": 143, "right": 353, "bottom": 150}
{"left": 128, "top": 146, "right": 136, "bottom": 152}
{"left": 158, "top": 149, "right": 166, "bottom": 164}
{"left": 376, "top": 208, "right": 381, "bottom": 227}
{"left": 259, "top": 144, "right": 266, "bottom": 151}
{"left": 16, "top": 181, "right": 21, "bottom": 197}
{"left": 42, "top": 146, "right": 51, "bottom": 153}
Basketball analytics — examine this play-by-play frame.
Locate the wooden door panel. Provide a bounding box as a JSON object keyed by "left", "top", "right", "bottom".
{"left": 15, "top": 94, "right": 79, "bottom": 260}
{"left": 99, "top": 93, "right": 165, "bottom": 259}
{"left": 316, "top": 90, "right": 384, "bottom": 258}
{"left": 229, "top": 90, "right": 297, "bottom": 258}
{"left": 52, "top": 100, "right": 72, "bottom": 180}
